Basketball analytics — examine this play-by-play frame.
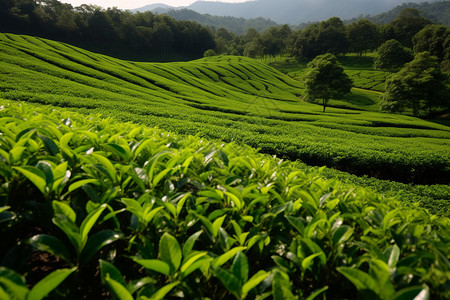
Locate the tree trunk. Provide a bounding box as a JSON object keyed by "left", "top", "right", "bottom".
{"left": 323, "top": 99, "right": 326, "bottom": 112}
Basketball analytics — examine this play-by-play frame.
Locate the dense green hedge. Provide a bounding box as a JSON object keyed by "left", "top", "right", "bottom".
{"left": 0, "top": 101, "right": 448, "bottom": 299}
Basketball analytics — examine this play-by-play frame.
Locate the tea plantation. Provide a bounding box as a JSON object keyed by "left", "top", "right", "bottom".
{"left": 0, "top": 101, "right": 448, "bottom": 299}
{"left": 0, "top": 33, "right": 449, "bottom": 299}
{"left": 0, "top": 33, "right": 449, "bottom": 185}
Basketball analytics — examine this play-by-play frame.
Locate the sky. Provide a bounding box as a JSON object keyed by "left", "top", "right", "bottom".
{"left": 61, "top": 0, "right": 250, "bottom": 10}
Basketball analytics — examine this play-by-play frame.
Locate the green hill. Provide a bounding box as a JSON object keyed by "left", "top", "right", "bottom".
{"left": 0, "top": 32, "right": 449, "bottom": 299}
{"left": 1, "top": 33, "right": 449, "bottom": 184}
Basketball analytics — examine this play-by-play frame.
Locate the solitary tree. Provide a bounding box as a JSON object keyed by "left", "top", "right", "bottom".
{"left": 374, "top": 39, "right": 413, "bottom": 72}
{"left": 305, "top": 53, "right": 352, "bottom": 112}
{"left": 381, "top": 52, "right": 449, "bottom": 116}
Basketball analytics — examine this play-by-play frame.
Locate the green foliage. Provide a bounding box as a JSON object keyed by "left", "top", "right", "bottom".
{"left": 305, "top": 54, "right": 352, "bottom": 112}
{"left": 0, "top": 33, "right": 449, "bottom": 185}
{"left": 164, "top": 9, "right": 277, "bottom": 35}
{"left": 0, "top": 100, "right": 448, "bottom": 299}
{"left": 381, "top": 51, "right": 450, "bottom": 116}
{"left": 291, "top": 17, "right": 348, "bottom": 59}
{"left": 346, "top": 19, "right": 380, "bottom": 55}
{"left": 366, "top": 1, "right": 450, "bottom": 27}
{"left": 374, "top": 39, "right": 414, "bottom": 72}
{"left": 203, "top": 49, "right": 217, "bottom": 57}
{"left": 390, "top": 8, "right": 432, "bottom": 47}
{"left": 413, "top": 24, "right": 450, "bottom": 73}
{"left": 413, "top": 24, "right": 450, "bottom": 61}
{"left": 0, "top": 0, "right": 215, "bottom": 60}
{"left": 0, "top": 266, "right": 76, "bottom": 300}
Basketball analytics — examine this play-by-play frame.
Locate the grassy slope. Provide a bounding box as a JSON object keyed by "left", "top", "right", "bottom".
{"left": 0, "top": 33, "right": 449, "bottom": 187}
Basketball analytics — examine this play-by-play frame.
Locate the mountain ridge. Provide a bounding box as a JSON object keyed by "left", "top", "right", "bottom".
{"left": 132, "top": 0, "right": 443, "bottom": 24}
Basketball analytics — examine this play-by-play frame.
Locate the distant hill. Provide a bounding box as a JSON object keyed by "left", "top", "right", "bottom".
{"left": 161, "top": 9, "right": 277, "bottom": 34}
{"left": 133, "top": 0, "right": 443, "bottom": 24}
{"left": 365, "top": 1, "right": 450, "bottom": 26}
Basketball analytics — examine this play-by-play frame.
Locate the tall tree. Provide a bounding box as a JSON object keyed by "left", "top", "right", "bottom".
{"left": 381, "top": 51, "right": 449, "bottom": 116}
{"left": 390, "top": 8, "right": 431, "bottom": 47}
{"left": 260, "top": 26, "right": 283, "bottom": 58}
{"left": 374, "top": 39, "right": 413, "bottom": 72}
{"left": 305, "top": 53, "right": 353, "bottom": 112}
{"left": 316, "top": 17, "right": 348, "bottom": 55}
{"left": 413, "top": 24, "right": 449, "bottom": 62}
{"left": 346, "top": 19, "right": 380, "bottom": 56}
{"left": 291, "top": 24, "right": 320, "bottom": 59}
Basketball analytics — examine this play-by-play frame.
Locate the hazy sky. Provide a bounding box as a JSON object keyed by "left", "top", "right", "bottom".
{"left": 61, "top": 0, "right": 250, "bottom": 10}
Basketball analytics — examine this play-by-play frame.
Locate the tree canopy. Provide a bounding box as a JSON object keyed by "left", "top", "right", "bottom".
{"left": 413, "top": 24, "right": 450, "bottom": 73}
{"left": 0, "top": 0, "right": 215, "bottom": 60}
{"left": 346, "top": 19, "right": 380, "bottom": 55}
{"left": 374, "top": 39, "right": 414, "bottom": 72}
{"left": 305, "top": 54, "right": 353, "bottom": 112}
{"left": 381, "top": 51, "right": 449, "bottom": 116}
{"left": 390, "top": 8, "right": 432, "bottom": 47}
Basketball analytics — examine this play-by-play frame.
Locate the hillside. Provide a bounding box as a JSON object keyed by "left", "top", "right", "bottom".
{"left": 134, "top": 0, "right": 442, "bottom": 24}
{"left": 362, "top": 1, "right": 450, "bottom": 26}
{"left": 160, "top": 9, "right": 278, "bottom": 34}
{"left": 1, "top": 33, "right": 450, "bottom": 185}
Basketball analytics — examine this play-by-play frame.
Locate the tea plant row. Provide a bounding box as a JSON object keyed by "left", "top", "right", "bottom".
{"left": 0, "top": 33, "right": 449, "bottom": 184}
{"left": 0, "top": 101, "right": 448, "bottom": 299}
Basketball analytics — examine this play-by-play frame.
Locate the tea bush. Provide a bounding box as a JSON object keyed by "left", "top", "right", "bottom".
{"left": 0, "top": 101, "right": 448, "bottom": 299}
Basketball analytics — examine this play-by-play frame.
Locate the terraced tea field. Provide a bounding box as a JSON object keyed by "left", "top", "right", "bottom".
{"left": 268, "top": 56, "right": 388, "bottom": 111}
{"left": 0, "top": 33, "right": 449, "bottom": 185}
{"left": 0, "top": 33, "right": 449, "bottom": 299}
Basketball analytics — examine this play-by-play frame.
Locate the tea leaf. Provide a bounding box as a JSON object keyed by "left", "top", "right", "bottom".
{"left": 386, "top": 244, "right": 401, "bottom": 270}
{"left": 0, "top": 267, "right": 28, "bottom": 300}
{"left": 182, "top": 230, "right": 203, "bottom": 257}
{"left": 180, "top": 251, "right": 209, "bottom": 274}
{"left": 213, "top": 267, "right": 240, "bottom": 298}
{"left": 79, "top": 204, "right": 108, "bottom": 246}
{"left": 26, "top": 234, "right": 72, "bottom": 263}
{"left": 212, "top": 246, "right": 247, "bottom": 268}
{"left": 146, "top": 281, "right": 179, "bottom": 300}
{"left": 159, "top": 233, "right": 182, "bottom": 274}
{"left": 242, "top": 270, "right": 269, "bottom": 296}
{"left": 133, "top": 259, "right": 170, "bottom": 276}
{"left": 67, "top": 179, "right": 99, "bottom": 193}
{"left": 13, "top": 166, "right": 47, "bottom": 194}
{"left": 393, "top": 285, "right": 430, "bottom": 300}
{"left": 337, "top": 267, "right": 378, "bottom": 294}
{"left": 104, "top": 273, "right": 133, "bottom": 300}
{"left": 305, "top": 286, "right": 328, "bottom": 300}
{"left": 28, "top": 267, "right": 76, "bottom": 300}
{"left": 301, "top": 252, "right": 321, "bottom": 270}
{"left": 272, "top": 270, "right": 296, "bottom": 300}
{"left": 91, "top": 153, "right": 117, "bottom": 183}
{"left": 231, "top": 252, "right": 249, "bottom": 284}
{"left": 176, "top": 192, "right": 191, "bottom": 217}
{"left": 212, "top": 215, "right": 227, "bottom": 238}
{"left": 332, "top": 225, "right": 354, "bottom": 245}
{"left": 80, "top": 230, "right": 122, "bottom": 267}
{"left": 99, "top": 259, "right": 127, "bottom": 287}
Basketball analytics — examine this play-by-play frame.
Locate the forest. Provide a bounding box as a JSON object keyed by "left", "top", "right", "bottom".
{"left": 1, "top": 0, "right": 449, "bottom": 68}
{"left": 0, "top": 0, "right": 216, "bottom": 59}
